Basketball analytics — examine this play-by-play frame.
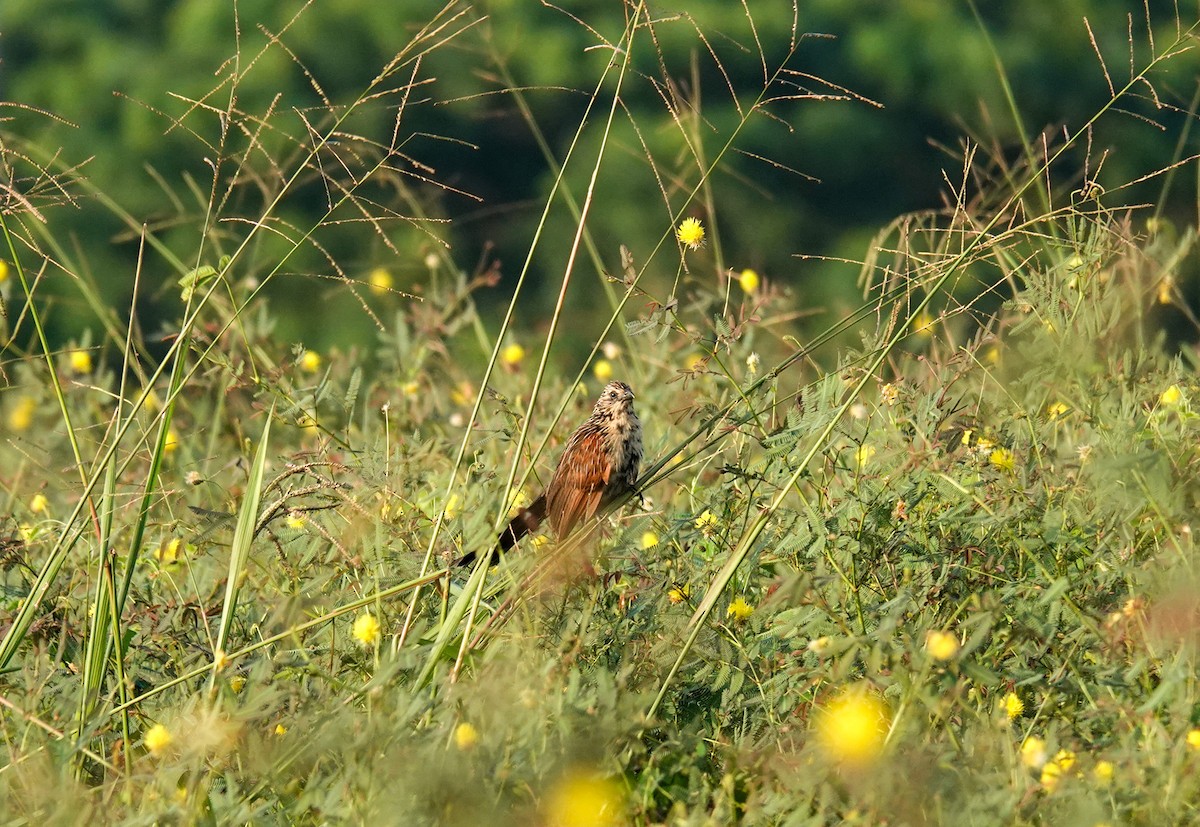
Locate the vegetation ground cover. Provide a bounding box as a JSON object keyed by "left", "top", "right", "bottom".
{"left": 1, "top": 3, "right": 1199, "bottom": 824}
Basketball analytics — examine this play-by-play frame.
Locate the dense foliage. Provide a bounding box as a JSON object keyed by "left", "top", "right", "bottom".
{"left": 2, "top": 2, "right": 1200, "bottom": 824}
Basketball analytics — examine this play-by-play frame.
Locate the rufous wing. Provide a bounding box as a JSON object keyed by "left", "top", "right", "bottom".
{"left": 545, "top": 427, "right": 610, "bottom": 538}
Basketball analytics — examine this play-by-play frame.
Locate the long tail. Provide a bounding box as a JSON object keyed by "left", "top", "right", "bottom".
{"left": 456, "top": 494, "right": 547, "bottom": 567}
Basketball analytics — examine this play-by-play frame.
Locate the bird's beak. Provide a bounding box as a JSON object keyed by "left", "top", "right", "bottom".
{"left": 624, "top": 387, "right": 635, "bottom": 401}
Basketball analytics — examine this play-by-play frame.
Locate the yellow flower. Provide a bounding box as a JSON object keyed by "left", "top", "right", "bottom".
{"left": 299, "top": 350, "right": 321, "bottom": 373}
{"left": 641, "top": 531, "right": 659, "bottom": 549}
{"left": 989, "top": 447, "right": 1015, "bottom": 473}
{"left": 685, "top": 353, "right": 706, "bottom": 373}
{"left": 501, "top": 343, "right": 526, "bottom": 367}
{"left": 738, "top": 268, "right": 760, "bottom": 293}
{"left": 667, "top": 585, "right": 690, "bottom": 604}
{"left": 880, "top": 383, "right": 899, "bottom": 405}
{"left": 855, "top": 445, "right": 876, "bottom": 470}
{"left": 593, "top": 360, "right": 614, "bottom": 382}
{"left": 676, "top": 217, "right": 705, "bottom": 250}
{"left": 1187, "top": 729, "right": 1200, "bottom": 750}
{"left": 274, "top": 723, "right": 287, "bottom": 736}
{"left": 925, "top": 630, "right": 959, "bottom": 661}
{"left": 454, "top": 722, "right": 479, "bottom": 751}
{"left": 726, "top": 597, "right": 754, "bottom": 622}
{"left": 297, "top": 413, "right": 318, "bottom": 433}
{"left": 543, "top": 770, "right": 625, "bottom": 827}
{"left": 1040, "top": 760, "right": 1063, "bottom": 791}
{"left": 1092, "top": 760, "right": 1114, "bottom": 785}
{"left": 69, "top": 349, "right": 93, "bottom": 374}
{"left": 163, "top": 429, "right": 180, "bottom": 453}
{"left": 7, "top": 396, "right": 35, "bottom": 432}
{"left": 1158, "top": 276, "right": 1175, "bottom": 304}
{"left": 1160, "top": 384, "right": 1184, "bottom": 406}
{"left": 1001, "top": 692, "right": 1024, "bottom": 721}
{"left": 912, "top": 312, "right": 935, "bottom": 336}
{"left": 144, "top": 723, "right": 172, "bottom": 757}
{"left": 229, "top": 675, "right": 246, "bottom": 693}
{"left": 401, "top": 380, "right": 420, "bottom": 396}
{"left": 0, "top": 260, "right": 9, "bottom": 282}
{"left": 816, "top": 687, "right": 888, "bottom": 765}
{"left": 352, "top": 612, "right": 381, "bottom": 647}
{"left": 1020, "top": 736, "right": 1047, "bottom": 769}
{"left": 29, "top": 494, "right": 48, "bottom": 514}
{"left": 1052, "top": 749, "right": 1076, "bottom": 772}
{"left": 285, "top": 513, "right": 306, "bottom": 530}
{"left": 1047, "top": 401, "right": 1070, "bottom": 420}
{"left": 746, "top": 352, "right": 760, "bottom": 377}
{"left": 367, "top": 267, "right": 393, "bottom": 296}
{"left": 155, "top": 538, "right": 183, "bottom": 564}
{"left": 444, "top": 494, "right": 460, "bottom": 519}
{"left": 507, "top": 487, "right": 531, "bottom": 517}
{"left": 213, "top": 650, "right": 231, "bottom": 672}
{"left": 694, "top": 510, "right": 718, "bottom": 537}
{"left": 807, "top": 636, "right": 831, "bottom": 655}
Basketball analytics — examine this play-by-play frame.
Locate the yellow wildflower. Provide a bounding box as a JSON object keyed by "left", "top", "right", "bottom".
{"left": 1052, "top": 749, "right": 1076, "bottom": 772}
{"left": 1158, "top": 276, "right": 1175, "bottom": 305}
{"left": 667, "top": 585, "right": 690, "bottom": 604}
{"left": 1047, "top": 401, "right": 1070, "bottom": 420}
{"left": 746, "top": 352, "right": 760, "bottom": 377}
{"left": 1092, "top": 760, "right": 1114, "bottom": 785}
{"left": 676, "top": 217, "right": 705, "bottom": 250}
{"left": 501, "top": 343, "right": 526, "bottom": 367}
{"left": 367, "top": 267, "right": 393, "bottom": 296}
{"left": 401, "top": 380, "right": 420, "bottom": 396}
{"left": 7, "top": 396, "right": 35, "bottom": 432}
{"left": 1041, "top": 760, "right": 1063, "bottom": 791}
{"left": 1020, "top": 736, "right": 1047, "bottom": 769}
{"left": 1187, "top": 729, "right": 1200, "bottom": 750}
{"left": 640, "top": 531, "right": 659, "bottom": 549}
{"left": 543, "top": 770, "right": 625, "bottom": 827}
{"left": 816, "top": 687, "right": 888, "bottom": 765}
{"left": 925, "top": 630, "right": 959, "bottom": 661}
{"left": 726, "top": 597, "right": 754, "bottom": 622}
{"left": 855, "top": 445, "right": 876, "bottom": 470}
{"left": 143, "top": 723, "right": 172, "bottom": 757}
{"left": 454, "top": 722, "right": 479, "bottom": 751}
{"left": 912, "top": 312, "right": 935, "bottom": 336}
{"left": 299, "top": 350, "right": 321, "bottom": 373}
{"left": 738, "top": 268, "right": 760, "bottom": 293}
{"left": 807, "top": 636, "right": 831, "bottom": 655}
{"left": 213, "top": 650, "right": 231, "bottom": 672}
{"left": 155, "top": 538, "right": 183, "bottom": 564}
{"left": 880, "top": 383, "right": 899, "bottom": 405}
{"left": 274, "top": 723, "right": 288, "bottom": 736}
{"left": 285, "top": 513, "right": 306, "bottom": 530}
{"left": 69, "top": 349, "right": 93, "bottom": 374}
{"left": 694, "top": 510, "right": 718, "bottom": 537}
{"left": 29, "top": 494, "right": 48, "bottom": 514}
{"left": 0, "top": 260, "right": 9, "bottom": 282}
{"left": 229, "top": 675, "right": 246, "bottom": 693}
{"left": 1160, "top": 384, "right": 1184, "bottom": 406}
{"left": 593, "top": 360, "right": 613, "bottom": 382}
{"left": 1001, "top": 692, "right": 1024, "bottom": 721}
{"left": 352, "top": 612, "right": 381, "bottom": 647}
{"left": 989, "top": 447, "right": 1016, "bottom": 473}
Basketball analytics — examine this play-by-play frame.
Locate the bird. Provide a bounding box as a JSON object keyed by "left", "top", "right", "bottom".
{"left": 457, "top": 381, "right": 642, "bottom": 567}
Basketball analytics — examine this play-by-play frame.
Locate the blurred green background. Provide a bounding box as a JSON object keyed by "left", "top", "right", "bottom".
{"left": 2, "top": 0, "right": 1197, "bottom": 358}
